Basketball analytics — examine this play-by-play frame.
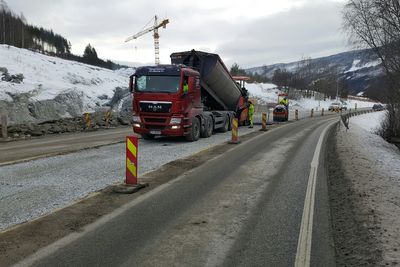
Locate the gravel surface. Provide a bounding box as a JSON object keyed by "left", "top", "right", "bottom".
{"left": 0, "top": 126, "right": 259, "bottom": 230}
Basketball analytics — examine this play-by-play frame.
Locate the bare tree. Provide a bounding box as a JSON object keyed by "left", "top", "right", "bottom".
{"left": 343, "top": 0, "right": 400, "bottom": 141}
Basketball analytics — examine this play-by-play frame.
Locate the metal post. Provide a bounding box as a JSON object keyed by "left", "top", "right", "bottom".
{"left": 295, "top": 109, "right": 299, "bottom": 120}
{"left": 311, "top": 109, "right": 314, "bottom": 118}
{"left": 321, "top": 108, "right": 324, "bottom": 116}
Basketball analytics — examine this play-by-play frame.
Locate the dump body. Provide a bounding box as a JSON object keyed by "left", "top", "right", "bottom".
{"left": 170, "top": 50, "right": 245, "bottom": 112}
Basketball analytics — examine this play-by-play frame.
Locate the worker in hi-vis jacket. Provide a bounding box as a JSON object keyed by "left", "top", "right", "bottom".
{"left": 248, "top": 100, "right": 255, "bottom": 128}
{"left": 280, "top": 97, "right": 288, "bottom": 107}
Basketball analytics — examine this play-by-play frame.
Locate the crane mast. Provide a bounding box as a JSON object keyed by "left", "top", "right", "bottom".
{"left": 125, "top": 15, "right": 169, "bottom": 65}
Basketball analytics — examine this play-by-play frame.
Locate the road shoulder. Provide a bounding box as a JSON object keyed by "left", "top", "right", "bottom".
{"left": 327, "top": 123, "right": 400, "bottom": 266}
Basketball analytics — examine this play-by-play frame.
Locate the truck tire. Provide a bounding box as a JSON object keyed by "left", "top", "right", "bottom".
{"left": 219, "top": 115, "right": 229, "bottom": 132}
{"left": 186, "top": 117, "right": 200, "bottom": 141}
{"left": 200, "top": 116, "right": 213, "bottom": 138}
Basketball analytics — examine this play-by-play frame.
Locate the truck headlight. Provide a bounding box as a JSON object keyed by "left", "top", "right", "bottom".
{"left": 170, "top": 117, "right": 182, "bottom": 125}
{"left": 133, "top": 123, "right": 140, "bottom": 128}
{"left": 133, "top": 116, "right": 141, "bottom": 123}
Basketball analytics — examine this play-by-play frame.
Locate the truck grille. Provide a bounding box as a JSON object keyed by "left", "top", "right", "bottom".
{"left": 145, "top": 125, "right": 166, "bottom": 130}
{"left": 140, "top": 102, "right": 172, "bottom": 113}
{"left": 144, "top": 118, "right": 167, "bottom": 123}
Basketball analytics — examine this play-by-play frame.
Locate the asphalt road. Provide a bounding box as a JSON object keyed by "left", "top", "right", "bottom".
{"left": 0, "top": 127, "right": 134, "bottom": 165}
{"left": 18, "top": 115, "right": 338, "bottom": 267}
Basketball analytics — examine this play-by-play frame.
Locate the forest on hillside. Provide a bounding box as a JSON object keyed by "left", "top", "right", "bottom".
{"left": 0, "top": 10, "right": 119, "bottom": 69}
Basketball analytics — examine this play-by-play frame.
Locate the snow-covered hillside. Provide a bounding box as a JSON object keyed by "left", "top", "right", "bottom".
{"left": 247, "top": 49, "right": 384, "bottom": 96}
{"left": 245, "top": 82, "right": 375, "bottom": 111}
{"left": 0, "top": 45, "right": 134, "bottom": 124}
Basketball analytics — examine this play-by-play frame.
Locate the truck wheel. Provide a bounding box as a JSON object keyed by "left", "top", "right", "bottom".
{"left": 186, "top": 117, "right": 200, "bottom": 141}
{"left": 219, "top": 116, "right": 229, "bottom": 132}
{"left": 141, "top": 134, "right": 154, "bottom": 140}
{"left": 201, "top": 116, "right": 213, "bottom": 138}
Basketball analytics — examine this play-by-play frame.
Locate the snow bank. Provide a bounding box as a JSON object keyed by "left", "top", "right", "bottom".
{"left": 0, "top": 45, "right": 133, "bottom": 105}
{"left": 244, "top": 81, "right": 375, "bottom": 111}
{"left": 337, "top": 111, "right": 400, "bottom": 264}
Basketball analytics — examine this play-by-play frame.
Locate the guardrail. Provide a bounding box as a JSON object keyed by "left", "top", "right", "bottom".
{"left": 340, "top": 108, "right": 382, "bottom": 129}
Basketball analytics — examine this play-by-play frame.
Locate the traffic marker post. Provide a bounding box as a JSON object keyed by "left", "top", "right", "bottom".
{"left": 1, "top": 114, "right": 7, "bottom": 139}
{"left": 126, "top": 136, "right": 138, "bottom": 185}
{"left": 229, "top": 118, "right": 240, "bottom": 144}
{"left": 310, "top": 109, "right": 314, "bottom": 118}
{"left": 83, "top": 112, "right": 91, "bottom": 130}
{"left": 295, "top": 109, "right": 299, "bottom": 120}
{"left": 261, "top": 112, "right": 267, "bottom": 131}
{"left": 321, "top": 108, "right": 324, "bottom": 116}
{"left": 105, "top": 109, "right": 112, "bottom": 128}
{"left": 114, "top": 136, "right": 148, "bottom": 194}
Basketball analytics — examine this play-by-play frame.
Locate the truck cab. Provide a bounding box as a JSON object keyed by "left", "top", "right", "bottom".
{"left": 130, "top": 65, "right": 203, "bottom": 140}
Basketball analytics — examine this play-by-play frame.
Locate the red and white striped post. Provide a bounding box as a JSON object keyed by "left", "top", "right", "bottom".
{"left": 114, "top": 135, "right": 148, "bottom": 193}
{"left": 126, "top": 136, "right": 138, "bottom": 185}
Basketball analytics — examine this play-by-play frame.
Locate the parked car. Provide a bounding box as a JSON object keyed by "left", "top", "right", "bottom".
{"left": 341, "top": 102, "right": 348, "bottom": 111}
{"left": 372, "top": 104, "right": 384, "bottom": 111}
{"left": 328, "top": 102, "right": 342, "bottom": 111}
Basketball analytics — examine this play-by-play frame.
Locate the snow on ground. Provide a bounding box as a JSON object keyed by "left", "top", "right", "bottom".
{"left": 0, "top": 45, "right": 134, "bottom": 112}
{"left": 245, "top": 82, "right": 376, "bottom": 112}
{"left": 345, "top": 59, "right": 382, "bottom": 73}
{"left": 336, "top": 111, "right": 400, "bottom": 264}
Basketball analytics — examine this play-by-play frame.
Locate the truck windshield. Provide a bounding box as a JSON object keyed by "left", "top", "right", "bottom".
{"left": 135, "top": 75, "right": 180, "bottom": 93}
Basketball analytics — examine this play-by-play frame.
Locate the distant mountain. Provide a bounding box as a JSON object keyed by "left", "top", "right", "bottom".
{"left": 246, "top": 49, "right": 385, "bottom": 97}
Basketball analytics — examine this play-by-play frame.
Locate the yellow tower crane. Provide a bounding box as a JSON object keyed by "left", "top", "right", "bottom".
{"left": 125, "top": 15, "right": 169, "bottom": 65}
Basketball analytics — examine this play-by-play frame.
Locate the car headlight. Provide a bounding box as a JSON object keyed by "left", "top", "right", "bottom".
{"left": 132, "top": 116, "right": 141, "bottom": 123}
{"left": 170, "top": 117, "right": 182, "bottom": 125}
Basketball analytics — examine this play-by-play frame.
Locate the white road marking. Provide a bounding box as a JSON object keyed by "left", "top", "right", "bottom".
{"left": 295, "top": 121, "right": 336, "bottom": 267}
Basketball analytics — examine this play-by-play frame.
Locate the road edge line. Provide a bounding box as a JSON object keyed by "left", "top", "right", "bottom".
{"left": 295, "top": 120, "right": 336, "bottom": 267}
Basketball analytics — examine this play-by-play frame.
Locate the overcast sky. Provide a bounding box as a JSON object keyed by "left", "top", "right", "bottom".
{"left": 7, "top": 0, "right": 349, "bottom": 68}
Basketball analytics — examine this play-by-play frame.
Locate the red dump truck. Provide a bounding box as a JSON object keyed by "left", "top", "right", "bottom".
{"left": 129, "top": 49, "right": 249, "bottom": 141}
